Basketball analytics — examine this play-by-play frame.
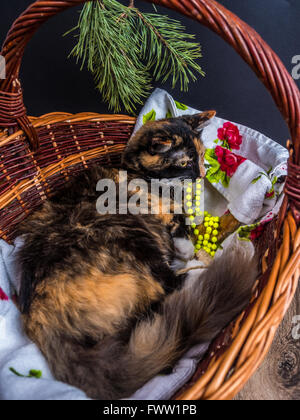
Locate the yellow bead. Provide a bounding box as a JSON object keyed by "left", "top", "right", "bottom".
{"left": 199, "top": 235, "right": 204, "bottom": 241}
{"left": 203, "top": 240, "right": 208, "bottom": 246}
{"left": 204, "top": 211, "right": 208, "bottom": 216}
{"left": 187, "top": 201, "right": 192, "bottom": 207}
{"left": 205, "top": 247, "right": 210, "bottom": 253}
{"left": 212, "top": 244, "right": 217, "bottom": 250}
{"left": 187, "top": 188, "right": 192, "bottom": 193}
{"left": 206, "top": 227, "right": 212, "bottom": 234}
{"left": 196, "top": 201, "right": 201, "bottom": 207}
{"left": 194, "top": 229, "right": 199, "bottom": 235}
{"left": 186, "top": 194, "right": 192, "bottom": 200}
{"left": 210, "top": 251, "right": 216, "bottom": 257}
{"left": 204, "top": 234, "right": 210, "bottom": 240}
{"left": 191, "top": 223, "right": 196, "bottom": 229}
{"left": 196, "top": 178, "right": 201, "bottom": 183}
{"left": 188, "top": 209, "right": 193, "bottom": 214}
{"left": 209, "top": 221, "right": 214, "bottom": 226}
{"left": 196, "top": 244, "right": 201, "bottom": 250}
{"left": 205, "top": 217, "right": 210, "bottom": 222}
{"left": 204, "top": 222, "right": 209, "bottom": 227}
{"left": 213, "top": 230, "right": 218, "bottom": 236}
{"left": 189, "top": 215, "right": 195, "bottom": 220}
{"left": 213, "top": 223, "right": 219, "bottom": 229}
{"left": 214, "top": 217, "right": 220, "bottom": 222}
{"left": 208, "top": 243, "right": 212, "bottom": 249}
{"left": 212, "top": 236, "right": 218, "bottom": 243}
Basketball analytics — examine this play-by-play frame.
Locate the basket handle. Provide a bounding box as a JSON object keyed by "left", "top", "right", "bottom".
{"left": 1, "top": 0, "right": 299, "bottom": 160}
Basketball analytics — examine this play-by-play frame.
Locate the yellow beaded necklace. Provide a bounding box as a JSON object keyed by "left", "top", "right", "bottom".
{"left": 185, "top": 178, "right": 220, "bottom": 257}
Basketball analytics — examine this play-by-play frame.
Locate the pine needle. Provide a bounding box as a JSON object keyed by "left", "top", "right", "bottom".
{"left": 66, "top": 0, "right": 205, "bottom": 114}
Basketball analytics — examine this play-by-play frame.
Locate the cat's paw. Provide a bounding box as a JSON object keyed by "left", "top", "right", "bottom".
{"left": 173, "top": 238, "right": 194, "bottom": 261}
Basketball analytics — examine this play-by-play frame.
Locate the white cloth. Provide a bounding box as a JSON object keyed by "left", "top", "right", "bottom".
{"left": 0, "top": 89, "right": 288, "bottom": 400}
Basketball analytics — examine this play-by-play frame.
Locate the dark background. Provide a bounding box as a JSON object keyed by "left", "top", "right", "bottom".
{"left": 1, "top": 0, "right": 299, "bottom": 146}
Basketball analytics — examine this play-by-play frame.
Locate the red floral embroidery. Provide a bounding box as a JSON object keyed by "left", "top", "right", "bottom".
{"left": 218, "top": 122, "right": 243, "bottom": 150}
{"left": 0, "top": 287, "right": 8, "bottom": 301}
{"left": 265, "top": 190, "right": 275, "bottom": 199}
{"left": 215, "top": 146, "right": 246, "bottom": 177}
{"left": 250, "top": 221, "right": 271, "bottom": 241}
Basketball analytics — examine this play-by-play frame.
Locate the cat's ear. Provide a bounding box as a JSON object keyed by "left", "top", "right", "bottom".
{"left": 149, "top": 137, "right": 173, "bottom": 154}
{"left": 181, "top": 111, "right": 216, "bottom": 130}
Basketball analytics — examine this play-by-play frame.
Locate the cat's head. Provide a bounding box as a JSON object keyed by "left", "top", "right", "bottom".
{"left": 122, "top": 111, "right": 216, "bottom": 180}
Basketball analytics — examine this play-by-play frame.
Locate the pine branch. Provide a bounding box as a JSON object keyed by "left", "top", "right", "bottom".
{"left": 66, "top": 0, "right": 205, "bottom": 114}
{"left": 133, "top": 10, "right": 205, "bottom": 90}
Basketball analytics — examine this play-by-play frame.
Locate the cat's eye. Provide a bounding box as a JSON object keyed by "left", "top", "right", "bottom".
{"left": 180, "top": 162, "right": 187, "bottom": 167}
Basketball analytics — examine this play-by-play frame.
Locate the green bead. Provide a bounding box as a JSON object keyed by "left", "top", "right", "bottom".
{"left": 194, "top": 229, "right": 199, "bottom": 235}
{"left": 212, "top": 236, "right": 218, "bottom": 243}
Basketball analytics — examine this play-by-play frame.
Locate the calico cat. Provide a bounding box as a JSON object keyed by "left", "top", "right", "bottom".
{"left": 17, "top": 112, "right": 257, "bottom": 400}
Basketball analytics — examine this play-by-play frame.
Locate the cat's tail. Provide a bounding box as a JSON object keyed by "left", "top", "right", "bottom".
{"left": 53, "top": 241, "right": 256, "bottom": 400}
{"left": 121, "top": 242, "right": 257, "bottom": 393}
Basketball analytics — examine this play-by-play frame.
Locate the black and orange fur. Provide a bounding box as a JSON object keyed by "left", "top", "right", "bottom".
{"left": 17, "top": 113, "right": 257, "bottom": 399}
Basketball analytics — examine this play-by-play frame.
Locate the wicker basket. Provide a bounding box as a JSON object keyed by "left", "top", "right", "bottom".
{"left": 0, "top": 0, "right": 299, "bottom": 400}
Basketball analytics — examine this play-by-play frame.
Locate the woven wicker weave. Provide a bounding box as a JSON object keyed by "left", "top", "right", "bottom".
{"left": 0, "top": 0, "right": 299, "bottom": 400}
